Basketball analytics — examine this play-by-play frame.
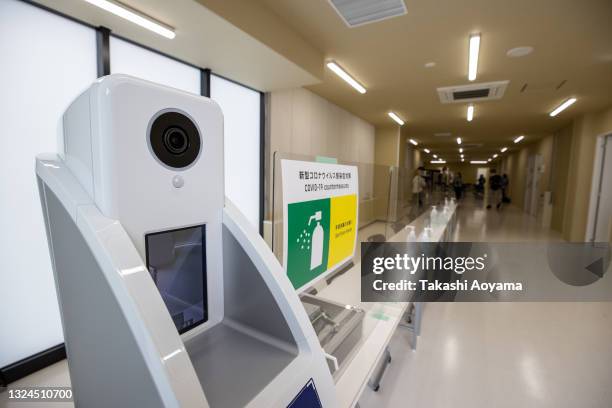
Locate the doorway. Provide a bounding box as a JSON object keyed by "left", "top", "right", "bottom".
{"left": 589, "top": 134, "right": 612, "bottom": 242}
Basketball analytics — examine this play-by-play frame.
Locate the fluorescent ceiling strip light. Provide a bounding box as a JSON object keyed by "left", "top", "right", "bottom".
{"left": 549, "top": 98, "right": 577, "bottom": 117}
{"left": 388, "top": 112, "right": 405, "bottom": 125}
{"left": 488, "top": 158, "right": 492, "bottom": 162}
{"left": 84, "top": 0, "right": 175, "bottom": 39}
{"left": 467, "top": 105, "right": 474, "bottom": 122}
{"left": 409, "top": 139, "right": 418, "bottom": 146}
{"left": 501, "top": 147, "right": 508, "bottom": 152}
{"left": 431, "top": 160, "right": 446, "bottom": 164}
{"left": 433, "top": 154, "right": 438, "bottom": 158}
{"left": 470, "top": 160, "right": 488, "bottom": 164}
{"left": 493, "top": 154, "right": 498, "bottom": 158}
{"left": 424, "top": 148, "right": 431, "bottom": 153}
{"left": 514, "top": 135, "right": 525, "bottom": 143}
{"left": 457, "top": 137, "right": 462, "bottom": 145}
{"left": 326, "top": 61, "right": 366, "bottom": 94}
{"left": 459, "top": 147, "right": 463, "bottom": 153}
{"left": 468, "top": 34, "right": 481, "bottom": 81}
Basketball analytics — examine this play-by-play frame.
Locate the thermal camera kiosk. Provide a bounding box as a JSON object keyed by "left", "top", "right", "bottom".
{"left": 36, "top": 75, "right": 336, "bottom": 407}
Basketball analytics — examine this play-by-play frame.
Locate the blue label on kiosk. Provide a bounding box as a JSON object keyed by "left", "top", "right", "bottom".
{"left": 287, "top": 379, "right": 322, "bottom": 408}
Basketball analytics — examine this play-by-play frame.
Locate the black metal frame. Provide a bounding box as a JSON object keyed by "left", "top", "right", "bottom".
{"left": 2, "top": 0, "right": 267, "bottom": 385}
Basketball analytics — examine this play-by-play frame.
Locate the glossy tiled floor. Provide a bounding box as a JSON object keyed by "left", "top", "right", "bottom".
{"left": 358, "top": 197, "right": 612, "bottom": 408}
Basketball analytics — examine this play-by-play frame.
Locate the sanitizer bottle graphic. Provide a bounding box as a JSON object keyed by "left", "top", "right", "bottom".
{"left": 308, "top": 211, "right": 324, "bottom": 270}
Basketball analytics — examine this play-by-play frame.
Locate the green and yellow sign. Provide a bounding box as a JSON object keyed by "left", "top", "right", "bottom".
{"left": 281, "top": 160, "right": 358, "bottom": 291}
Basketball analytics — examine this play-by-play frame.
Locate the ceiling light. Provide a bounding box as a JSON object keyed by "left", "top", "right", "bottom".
{"left": 326, "top": 61, "right": 366, "bottom": 94}
{"left": 549, "top": 98, "right": 577, "bottom": 117}
{"left": 460, "top": 154, "right": 464, "bottom": 159}
{"left": 461, "top": 158, "right": 465, "bottom": 162}
{"left": 488, "top": 158, "right": 492, "bottom": 162}
{"left": 431, "top": 160, "right": 446, "bottom": 164}
{"left": 459, "top": 147, "right": 463, "bottom": 153}
{"left": 501, "top": 147, "right": 508, "bottom": 152}
{"left": 468, "top": 33, "right": 481, "bottom": 81}
{"left": 433, "top": 154, "right": 438, "bottom": 158}
{"left": 409, "top": 139, "right": 418, "bottom": 146}
{"left": 506, "top": 46, "right": 534, "bottom": 58}
{"left": 467, "top": 105, "right": 474, "bottom": 122}
{"left": 470, "top": 160, "right": 488, "bottom": 164}
{"left": 514, "top": 135, "right": 525, "bottom": 143}
{"left": 84, "top": 0, "right": 175, "bottom": 39}
{"left": 493, "top": 154, "right": 498, "bottom": 158}
{"left": 457, "top": 137, "right": 462, "bottom": 145}
{"left": 424, "top": 148, "right": 431, "bottom": 153}
{"left": 388, "top": 112, "right": 404, "bottom": 125}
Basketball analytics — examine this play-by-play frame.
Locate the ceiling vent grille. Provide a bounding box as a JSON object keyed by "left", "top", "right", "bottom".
{"left": 437, "top": 80, "right": 510, "bottom": 104}
{"left": 328, "top": 0, "right": 407, "bottom": 27}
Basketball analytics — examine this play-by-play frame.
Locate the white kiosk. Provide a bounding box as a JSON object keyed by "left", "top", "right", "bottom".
{"left": 36, "top": 75, "right": 336, "bottom": 407}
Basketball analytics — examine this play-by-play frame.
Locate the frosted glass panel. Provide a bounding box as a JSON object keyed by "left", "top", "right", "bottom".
{"left": 110, "top": 36, "right": 200, "bottom": 94}
{"left": 0, "top": 0, "right": 97, "bottom": 367}
{"left": 211, "top": 75, "right": 261, "bottom": 230}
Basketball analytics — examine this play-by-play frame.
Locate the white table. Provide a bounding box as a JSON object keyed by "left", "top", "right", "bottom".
{"left": 314, "top": 203, "right": 457, "bottom": 407}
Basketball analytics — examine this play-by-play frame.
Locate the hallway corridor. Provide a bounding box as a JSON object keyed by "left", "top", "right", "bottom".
{"left": 359, "top": 200, "right": 612, "bottom": 408}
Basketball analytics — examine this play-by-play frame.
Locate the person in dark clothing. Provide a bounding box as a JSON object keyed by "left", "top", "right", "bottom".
{"left": 487, "top": 170, "right": 502, "bottom": 210}
{"left": 453, "top": 172, "right": 463, "bottom": 199}
{"left": 501, "top": 174, "right": 509, "bottom": 205}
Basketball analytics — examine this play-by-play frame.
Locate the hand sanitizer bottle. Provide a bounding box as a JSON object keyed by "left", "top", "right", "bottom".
{"left": 406, "top": 225, "right": 417, "bottom": 241}
{"left": 430, "top": 205, "right": 439, "bottom": 226}
{"left": 308, "top": 211, "right": 324, "bottom": 270}
{"left": 419, "top": 227, "right": 433, "bottom": 242}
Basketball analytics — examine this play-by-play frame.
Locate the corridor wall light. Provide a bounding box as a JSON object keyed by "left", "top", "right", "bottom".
{"left": 549, "top": 98, "right": 577, "bottom": 117}
{"left": 457, "top": 137, "right": 462, "bottom": 145}
{"left": 326, "top": 61, "right": 367, "bottom": 94}
{"left": 84, "top": 0, "right": 176, "bottom": 39}
{"left": 388, "top": 112, "right": 405, "bottom": 125}
{"left": 468, "top": 33, "right": 481, "bottom": 81}
{"left": 470, "top": 160, "right": 488, "bottom": 164}
{"left": 467, "top": 105, "right": 474, "bottom": 122}
{"left": 424, "top": 148, "right": 431, "bottom": 153}
{"left": 409, "top": 139, "right": 418, "bottom": 146}
{"left": 501, "top": 147, "right": 508, "bottom": 152}
{"left": 514, "top": 135, "right": 525, "bottom": 143}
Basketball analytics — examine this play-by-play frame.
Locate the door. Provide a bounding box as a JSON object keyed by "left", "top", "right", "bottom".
{"left": 593, "top": 136, "right": 612, "bottom": 242}
{"left": 524, "top": 154, "right": 542, "bottom": 216}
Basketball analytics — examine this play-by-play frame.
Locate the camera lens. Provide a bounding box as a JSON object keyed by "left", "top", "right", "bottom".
{"left": 163, "top": 127, "right": 189, "bottom": 155}
{"left": 149, "top": 111, "right": 201, "bottom": 169}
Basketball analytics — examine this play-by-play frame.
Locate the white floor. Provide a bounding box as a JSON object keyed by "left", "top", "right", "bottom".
{"left": 358, "top": 198, "right": 612, "bottom": 408}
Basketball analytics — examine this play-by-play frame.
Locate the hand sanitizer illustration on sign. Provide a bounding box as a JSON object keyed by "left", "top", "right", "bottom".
{"left": 308, "top": 211, "right": 324, "bottom": 270}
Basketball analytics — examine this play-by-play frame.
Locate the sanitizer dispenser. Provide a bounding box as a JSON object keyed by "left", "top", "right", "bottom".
{"left": 309, "top": 211, "right": 324, "bottom": 270}
{"left": 36, "top": 75, "right": 335, "bottom": 408}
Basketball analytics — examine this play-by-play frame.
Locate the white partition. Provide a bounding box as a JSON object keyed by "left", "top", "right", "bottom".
{"left": 110, "top": 36, "right": 200, "bottom": 94}
{"left": 0, "top": 0, "right": 97, "bottom": 368}
{"left": 210, "top": 75, "right": 261, "bottom": 230}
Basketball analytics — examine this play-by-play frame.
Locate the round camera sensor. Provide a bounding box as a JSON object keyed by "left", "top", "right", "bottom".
{"left": 149, "top": 111, "right": 201, "bottom": 169}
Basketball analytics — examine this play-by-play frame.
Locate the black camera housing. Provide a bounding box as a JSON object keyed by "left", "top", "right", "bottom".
{"left": 149, "top": 111, "right": 201, "bottom": 169}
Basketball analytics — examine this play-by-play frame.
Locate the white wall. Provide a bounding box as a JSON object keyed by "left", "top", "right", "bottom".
{"left": 0, "top": 0, "right": 97, "bottom": 367}
{"left": 269, "top": 88, "right": 375, "bottom": 165}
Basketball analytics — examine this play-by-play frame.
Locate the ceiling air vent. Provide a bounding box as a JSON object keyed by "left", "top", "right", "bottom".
{"left": 437, "top": 80, "right": 510, "bottom": 104}
{"left": 328, "top": 0, "right": 407, "bottom": 27}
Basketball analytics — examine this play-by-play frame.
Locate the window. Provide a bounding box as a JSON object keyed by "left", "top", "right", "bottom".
{"left": 0, "top": 0, "right": 97, "bottom": 368}
{"left": 211, "top": 75, "right": 261, "bottom": 230}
